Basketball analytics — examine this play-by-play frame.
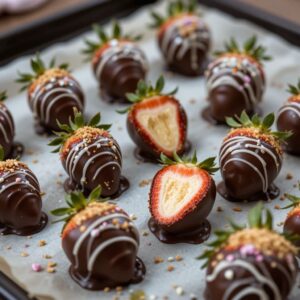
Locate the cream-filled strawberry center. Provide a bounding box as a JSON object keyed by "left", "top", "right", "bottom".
{"left": 158, "top": 170, "right": 203, "bottom": 218}
{"left": 135, "top": 102, "right": 180, "bottom": 152}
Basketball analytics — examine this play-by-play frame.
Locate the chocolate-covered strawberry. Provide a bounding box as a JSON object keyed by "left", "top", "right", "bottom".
{"left": 0, "top": 91, "right": 23, "bottom": 159}
{"left": 202, "top": 36, "right": 270, "bottom": 124}
{"left": 198, "top": 203, "right": 298, "bottom": 300}
{"left": 0, "top": 147, "right": 47, "bottom": 235}
{"left": 218, "top": 111, "right": 291, "bottom": 201}
{"left": 150, "top": 0, "right": 210, "bottom": 76}
{"left": 49, "top": 109, "right": 128, "bottom": 198}
{"left": 122, "top": 76, "right": 188, "bottom": 162}
{"left": 83, "top": 21, "right": 148, "bottom": 103}
{"left": 277, "top": 80, "right": 300, "bottom": 155}
{"left": 16, "top": 54, "right": 84, "bottom": 134}
{"left": 281, "top": 190, "right": 300, "bottom": 251}
{"left": 148, "top": 152, "right": 218, "bottom": 244}
{"left": 51, "top": 186, "right": 145, "bottom": 290}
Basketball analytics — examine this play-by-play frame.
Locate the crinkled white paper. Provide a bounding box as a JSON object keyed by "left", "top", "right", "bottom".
{"left": 0, "top": 1, "right": 300, "bottom": 299}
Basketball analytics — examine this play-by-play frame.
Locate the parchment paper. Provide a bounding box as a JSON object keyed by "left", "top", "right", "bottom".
{"left": 0, "top": 1, "right": 300, "bottom": 299}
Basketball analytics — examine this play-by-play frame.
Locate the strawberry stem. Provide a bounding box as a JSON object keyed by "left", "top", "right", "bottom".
{"left": 82, "top": 20, "right": 142, "bottom": 59}
{"left": 48, "top": 108, "right": 111, "bottom": 153}
{"left": 214, "top": 36, "right": 272, "bottom": 63}
{"left": 0, "top": 145, "right": 4, "bottom": 161}
{"left": 226, "top": 110, "right": 292, "bottom": 141}
{"left": 0, "top": 91, "right": 7, "bottom": 102}
{"left": 287, "top": 79, "right": 300, "bottom": 96}
{"left": 281, "top": 184, "right": 300, "bottom": 209}
{"left": 149, "top": 0, "right": 198, "bottom": 28}
{"left": 51, "top": 186, "right": 107, "bottom": 226}
{"left": 160, "top": 151, "right": 219, "bottom": 175}
{"left": 16, "top": 53, "right": 70, "bottom": 92}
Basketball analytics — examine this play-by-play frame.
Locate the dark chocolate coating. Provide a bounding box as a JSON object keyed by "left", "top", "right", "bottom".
{"left": 62, "top": 208, "right": 144, "bottom": 290}
{"left": 219, "top": 135, "right": 282, "bottom": 201}
{"left": 0, "top": 163, "right": 47, "bottom": 235}
{"left": 127, "top": 97, "right": 188, "bottom": 161}
{"left": 277, "top": 101, "right": 300, "bottom": 155}
{"left": 204, "top": 56, "right": 265, "bottom": 123}
{"left": 62, "top": 134, "right": 124, "bottom": 197}
{"left": 284, "top": 212, "right": 300, "bottom": 248}
{"left": 0, "top": 103, "right": 15, "bottom": 158}
{"left": 93, "top": 41, "right": 147, "bottom": 103}
{"left": 158, "top": 15, "right": 210, "bottom": 77}
{"left": 205, "top": 248, "right": 298, "bottom": 300}
{"left": 28, "top": 75, "right": 84, "bottom": 133}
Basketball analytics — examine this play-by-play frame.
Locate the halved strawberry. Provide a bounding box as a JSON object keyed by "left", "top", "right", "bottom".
{"left": 219, "top": 111, "right": 291, "bottom": 201}
{"left": 122, "top": 76, "right": 188, "bottom": 161}
{"left": 149, "top": 152, "right": 218, "bottom": 239}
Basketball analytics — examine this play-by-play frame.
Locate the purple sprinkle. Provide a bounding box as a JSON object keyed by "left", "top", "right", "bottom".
{"left": 90, "top": 229, "right": 100, "bottom": 237}
{"left": 244, "top": 75, "right": 251, "bottom": 83}
{"left": 226, "top": 254, "right": 235, "bottom": 262}
{"left": 240, "top": 244, "right": 256, "bottom": 256}
{"left": 256, "top": 255, "right": 263, "bottom": 262}
{"left": 31, "top": 263, "right": 42, "bottom": 272}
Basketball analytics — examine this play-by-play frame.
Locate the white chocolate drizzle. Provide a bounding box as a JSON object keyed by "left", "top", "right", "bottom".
{"left": 0, "top": 105, "right": 14, "bottom": 144}
{"left": 220, "top": 136, "right": 281, "bottom": 193}
{"left": 161, "top": 15, "right": 209, "bottom": 70}
{"left": 278, "top": 101, "right": 300, "bottom": 119}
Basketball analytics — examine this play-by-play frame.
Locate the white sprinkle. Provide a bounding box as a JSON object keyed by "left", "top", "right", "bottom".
{"left": 175, "top": 286, "right": 184, "bottom": 296}
{"left": 224, "top": 269, "right": 234, "bottom": 280}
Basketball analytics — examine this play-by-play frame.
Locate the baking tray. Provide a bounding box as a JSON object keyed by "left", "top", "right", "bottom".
{"left": 0, "top": 0, "right": 157, "bottom": 66}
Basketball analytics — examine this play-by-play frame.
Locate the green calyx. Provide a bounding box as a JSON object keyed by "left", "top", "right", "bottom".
{"left": 281, "top": 184, "right": 300, "bottom": 209}
{"left": 197, "top": 202, "right": 275, "bottom": 268}
{"left": 160, "top": 151, "right": 219, "bottom": 175}
{"left": 82, "top": 21, "right": 142, "bottom": 59}
{"left": 118, "top": 75, "right": 178, "bottom": 114}
{"left": 287, "top": 79, "right": 300, "bottom": 96}
{"left": 0, "top": 91, "right": 7, "bottom": 102}
{"left": 214, "top": 36, "right": 272, "bottom": 63}
{"left": 16, "top": 53, "right": 69, "bottom": 92}
{"left": 0, "top": 145, "right": 5, "bottom": 161}
{"left": 226, "top": 110, "right": 293, "bottom": 141}
{"left": 48, "top": 108, "right": 111, "bottom": 153}
{"left": 51, "top": 186, "right": 107, "bottom": 225}
{"left": 150, "top": 0, "right": 198, "bottom": 28}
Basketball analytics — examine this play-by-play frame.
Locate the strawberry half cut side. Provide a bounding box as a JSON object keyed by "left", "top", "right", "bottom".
{"left": 150, "top": 164, "right": 211, "bottom": 225}
{"left": 148, "top": 152, "right": 218, "bottom": 243}
{"left": 129, "top": 96, "right": 187, "bottom": 157}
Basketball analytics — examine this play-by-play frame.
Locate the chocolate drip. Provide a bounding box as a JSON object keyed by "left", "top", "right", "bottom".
{"left": 219, "top": 135, "right": 282, "bottom": 201}
{"left": 205, "top": 248, "right": 298, "bottom": 300}
{"left": 0, "top": 164, "right": 47, "bottom": 235}
{"left": 62, "top": 135, "right": 128, "bottom": 197}
{"left": 28, "top": 75, "right": 84, "bottom": 133}
{"left": 203, "top": 55, "right": 265, "bottom": 123}
{"left": 158, "top": 15, "right": 210, "bottom": 77}
{"left": 93, "top": 40, "right": 148, "bottom": 103}
{"left": 62, "top": 210, "right": 145, "bottom": 290}
{"left": 277, "top": 101, "right": 300, "bottom": 155}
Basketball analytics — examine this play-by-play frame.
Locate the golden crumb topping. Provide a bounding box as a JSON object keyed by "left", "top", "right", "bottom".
{"left": 226, "top": 228, "right": 297, "bottom": 257}
{"left": 288, "top": 95, "right": 300, "bottom": 103}
{"left": 219, "top": 53, "right": 262, "bottom": 68}
{"left": 61, "top": 126, "right": 110, "bottom": 157}
{"left": 62, "top": 202, "right": 124, "bottom": 238}
{"left": 0, "top": 159, "right": 28, "bottom": 173}
{"left": 29, "top": 68, "right": 70, "bottom": 94}
{"left": 226, "top": 128, "right": 282, "bottom": 155}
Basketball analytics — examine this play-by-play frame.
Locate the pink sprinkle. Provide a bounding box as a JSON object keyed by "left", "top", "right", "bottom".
{"left": 90, "top": 229, "right": 100, "bottom": 237}
{"left": 244, "top": 76, "right": 251, "bottom": 83}
{"left": 15, "top": 178, "right": 21, "bottom": 183}
{"left": 240, "top": 244, "right": 256, "bottom": 256}
{"left": 226, "top": 254, "right": 235, "bottom": 262}
{"left": 31, "top": 263, "right": 42, "bottom": 272}
{"left": 256, "top": 255, "right": 263, "bottom": 262}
